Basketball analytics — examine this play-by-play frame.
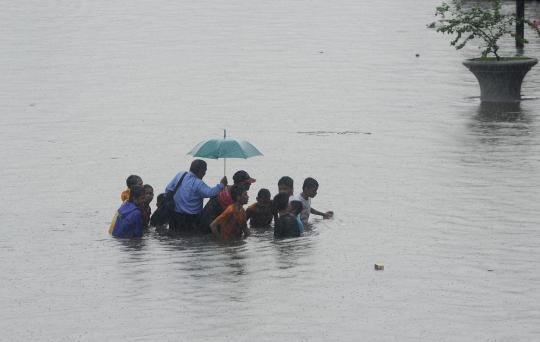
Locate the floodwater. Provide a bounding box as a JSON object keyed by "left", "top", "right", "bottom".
{"left": 1, "top": 0, "right": 540, "bottom": 341}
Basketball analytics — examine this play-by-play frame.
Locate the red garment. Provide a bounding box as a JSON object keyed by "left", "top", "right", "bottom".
{"left": 217, "top": 186, "right": 234, "bottom": 210}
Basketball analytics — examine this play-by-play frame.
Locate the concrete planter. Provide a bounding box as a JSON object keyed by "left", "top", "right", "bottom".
{"left": 462, "top": 57, "right": 538, "bottom": 103}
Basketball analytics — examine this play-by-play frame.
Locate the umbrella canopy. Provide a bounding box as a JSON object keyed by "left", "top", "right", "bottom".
{"left": 187, "top": 130, "right": 263, "bottom": 176}
{"left": 188, "top": 138, "right": 263, "bottom": 159}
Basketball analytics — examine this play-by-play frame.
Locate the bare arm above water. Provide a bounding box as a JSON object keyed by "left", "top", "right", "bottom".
{"left": 311, "top": 207, "right": 333, "bottom": 219}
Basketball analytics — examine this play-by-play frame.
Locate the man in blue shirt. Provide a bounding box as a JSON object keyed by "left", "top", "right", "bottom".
{"left": 165, "top": 159, "right": 227, "bottom": 233}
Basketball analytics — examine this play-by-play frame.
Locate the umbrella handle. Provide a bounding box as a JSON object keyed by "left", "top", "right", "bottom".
{"left": 223, "top": 129, "right": 227, "bottom": 177}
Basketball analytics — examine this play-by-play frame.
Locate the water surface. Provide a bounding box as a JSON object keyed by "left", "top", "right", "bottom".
{"left": 1, "top": 1, "right": 540, "bottom": 341}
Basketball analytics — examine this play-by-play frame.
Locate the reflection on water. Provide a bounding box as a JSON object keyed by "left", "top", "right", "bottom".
{"left": 476, "top": 102, "right": 525, "bottom": 123}
{"left": 116, "top": 236, "right": 148, "bottom": 253}
{"left": 468, "top": 102, "right": 533, "bottom": 148}
{"left": 273, "top": 235, "right": 315, "bottom": 271}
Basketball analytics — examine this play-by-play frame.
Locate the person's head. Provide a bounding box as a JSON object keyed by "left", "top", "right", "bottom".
{"left": 190, "top": 159, "right": 207, "bottom": 179}
{"left": 278, "top": 176, "right": 294, "bottom": 196}
{"left": 143, "top": 184, "right": 154, "bottom": 204}
{"left": 290, "top": 200, "right": 303, "bottom": 216}
{"left": 156, "top": 193, "right": 166, "bottom": 208}
{"left": 273, "top": 192, "right": 290, "bottom": 212}
{"left": 232, "top": 170, "right": 256, "bottom": 190}
{"left": 256, "top": 188, "right": 271, "bottom": 205}
{"left": 302, "top": 177, "right": 319, "bottom": 198}
{"left": 230, "top": 183, "right": 249, "bottom": 206}
{"left": 126, "top": 175, "right": 143, "bottom": 189}
{"left": 129, "top": 185, "right": 146, "bottom": 207}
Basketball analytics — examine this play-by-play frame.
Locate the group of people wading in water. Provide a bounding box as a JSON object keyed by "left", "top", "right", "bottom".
{"left": 109, "top": 159, "right": 333, "bottom": 240}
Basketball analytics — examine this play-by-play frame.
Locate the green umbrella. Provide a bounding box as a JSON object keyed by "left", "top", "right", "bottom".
{"left": 188, "top": 130, "right": 263, "bottom": 175}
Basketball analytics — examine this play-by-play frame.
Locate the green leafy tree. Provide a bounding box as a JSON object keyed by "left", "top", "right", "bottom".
{"left": 432, "top": 0, "right": 540, "bottom": 60}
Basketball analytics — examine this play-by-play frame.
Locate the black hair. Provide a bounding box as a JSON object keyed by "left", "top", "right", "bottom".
{"left": 290, "top": 200, "right": 303, "bottom": 215}
{"left": 278, "top": 176, "right": 293, "bottom": 188}
{"left": 230, "top": 183, "right": 248, "bottom": 202}
{"left": 143, "top": 184, "right": 153, "bottom": 191}
{"left": 257, "top": 188, "right": 271, "bottom": 200}
{"left": 189, "top": 159, "right": 207, "bottom": 174}
{"left": 302, "top": 177, "right": 319, "bottom": 190}
{"left": 126, "top": 175, "right": 142, "bottom": 188}
{"left": 156, "top": 193, "right": 166, "bottom": 206}
{"left": 128, "top": 185, "right": 145, "bottom": 202}
{"left": 273, "top": 192, "right": 290, "bottom": 211}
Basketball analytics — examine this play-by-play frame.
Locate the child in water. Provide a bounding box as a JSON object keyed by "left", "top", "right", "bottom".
{"left": 278, "top": 176, "right": 294, "bottom": 197}
{"left": 291, "top": 177, "right": 333, "bottom": 225}
{"left": 210, "top": 184, "right": 250, "bottom": 240}
{"left": 246, "top": 188, "right": 273, "bottom": 228}
{"left": 150, "top": 193, "right": 166, "bottom": 230}
{"left": 112, "top": 185, "right": 146, "bottom": 238}
{"left": 155, "top": 193, "right": 165, "bottom": 208}
{"left": 141, "top": 184, "right": 154, "bottom": 227}
{"left": 273, "top": 193, "right": 301, "bottom": 238}
{"left": 274, "top": 176, "right": 294, "bottom": 221}
{"left": 200, "top": 170, "right": 255, "bottom": 234}
{"left": 121, "top": 175, "right": 143, "bottom": 202}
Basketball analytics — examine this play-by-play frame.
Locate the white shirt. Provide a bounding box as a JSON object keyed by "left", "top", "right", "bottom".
{"left": 290, "top": 194, "right": 311, "bottom": 225}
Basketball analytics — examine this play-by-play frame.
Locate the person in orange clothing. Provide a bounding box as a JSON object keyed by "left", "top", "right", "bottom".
{"left": 210, "top": 184, "right": 250, "bottom": 240}
{"left": 120, "top": 175, "right": 143, "bottom": 202}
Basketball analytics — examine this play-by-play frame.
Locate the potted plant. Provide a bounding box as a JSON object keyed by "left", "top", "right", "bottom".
{"left": 431, "top": 0, "right": 540, "bottom": 102}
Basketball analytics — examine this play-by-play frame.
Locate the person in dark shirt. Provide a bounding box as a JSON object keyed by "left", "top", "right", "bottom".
{"left": 273, "top": 176, "right": 294, "bottom": 222}
{"left": 150, "top": 193, "right": 165, "bottom": 227}
{"left": 273, "top": 192, "right": 300, "bottom": 238}
{"left": 141, "top": 184, "right": 154, "bottom": 227}
{"left": 246, "top": 188, "right": 273, "bottom": 228}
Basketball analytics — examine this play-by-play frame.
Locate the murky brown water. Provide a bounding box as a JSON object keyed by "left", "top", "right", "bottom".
{"left": 1, "top": 1, "right": 540, "bottom": 341}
